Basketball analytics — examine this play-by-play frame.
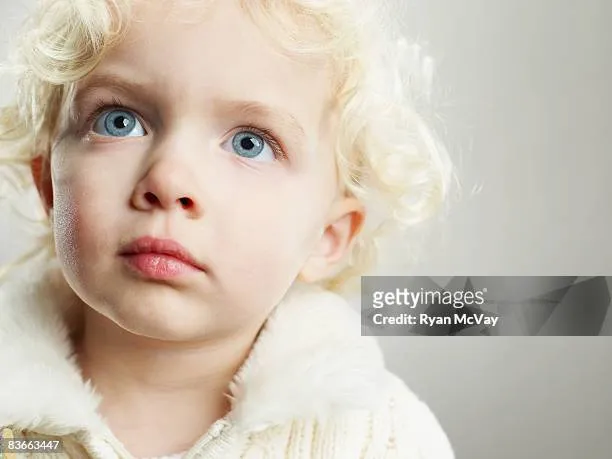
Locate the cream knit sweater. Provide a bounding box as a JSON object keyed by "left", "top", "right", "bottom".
{"left": 0, "top": 261, "right": 454, "bottom": 458}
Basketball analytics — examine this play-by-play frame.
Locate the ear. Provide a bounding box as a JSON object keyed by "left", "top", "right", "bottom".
{"left": 30, "top": 154, "right": 54, "bottom": 215}
{"left": 298, "top": 196, "right": 366, "bottom": 283}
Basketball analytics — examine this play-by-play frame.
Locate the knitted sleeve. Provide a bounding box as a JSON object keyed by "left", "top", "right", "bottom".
{"left": 359, "top": 373, "right": 455, "bottom": 459}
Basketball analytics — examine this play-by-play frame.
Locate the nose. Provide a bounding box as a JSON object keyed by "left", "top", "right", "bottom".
{"left": 131, "top": 158, "right": 203, "bottom": 218}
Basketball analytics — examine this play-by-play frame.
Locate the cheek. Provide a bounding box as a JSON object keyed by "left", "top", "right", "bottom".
{"left": 216, "top": 159, "right": 336, "bottom": 269}
{"left": 214, "top": 185, "right": 324, "bottom": 283}
{"left": 50, "top": 154, "right": 120, "bottom": 274}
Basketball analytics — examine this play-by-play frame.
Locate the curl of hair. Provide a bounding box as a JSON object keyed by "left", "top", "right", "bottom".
{"left": 0, "top": 0, "right": 459, "bottom": 291}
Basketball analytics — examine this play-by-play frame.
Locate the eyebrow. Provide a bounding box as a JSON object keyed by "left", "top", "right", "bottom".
{"left": 72, "top": 72, "right": 308, "bottom": 141}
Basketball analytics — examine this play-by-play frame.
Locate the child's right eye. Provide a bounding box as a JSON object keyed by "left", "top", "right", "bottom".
{"left": 92, "top": 109, "right": 147, "bottom": 138}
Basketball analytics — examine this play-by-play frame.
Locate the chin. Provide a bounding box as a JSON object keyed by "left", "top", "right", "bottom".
{"left": 114, "top": 303, "right": 214, "bottom": 340}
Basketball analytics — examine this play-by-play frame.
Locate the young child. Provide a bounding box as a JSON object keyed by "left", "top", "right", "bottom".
{"left": 0, "top": 0, "right": 456, "bottom": 457}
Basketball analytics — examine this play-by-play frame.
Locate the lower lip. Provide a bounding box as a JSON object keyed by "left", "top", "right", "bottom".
{"left": 121, "top": 253, "right": 202, "bottom": 280}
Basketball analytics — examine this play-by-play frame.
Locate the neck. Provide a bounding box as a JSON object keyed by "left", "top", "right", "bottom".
{"left": 75, "top": 307, "right": 260, "bottom": 457}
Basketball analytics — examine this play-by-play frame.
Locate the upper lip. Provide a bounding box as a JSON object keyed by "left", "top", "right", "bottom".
{"left": 119, "top": 236, "right": 206, "bottom": 271}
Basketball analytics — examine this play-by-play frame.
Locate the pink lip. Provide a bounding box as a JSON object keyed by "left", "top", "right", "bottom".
{"left": 119, "top": 236, "right": 206, "bottom": 280}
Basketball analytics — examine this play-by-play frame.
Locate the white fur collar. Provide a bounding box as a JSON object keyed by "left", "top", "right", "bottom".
{"left": 0, "top": 259, "right": 388, "bottom": 437}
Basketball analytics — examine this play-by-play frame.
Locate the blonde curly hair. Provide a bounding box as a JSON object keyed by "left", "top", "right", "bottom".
{"left": 0, "top": 0, "right": 459, "bottom": 291}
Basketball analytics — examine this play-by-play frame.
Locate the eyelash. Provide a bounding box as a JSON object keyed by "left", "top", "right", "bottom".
{"left": 82, "top": 96, "right": 288, "bottom": 160}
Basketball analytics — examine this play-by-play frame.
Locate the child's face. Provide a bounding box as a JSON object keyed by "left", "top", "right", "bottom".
{"left": 37, "top": 0, "right": 362, "bottom": 340}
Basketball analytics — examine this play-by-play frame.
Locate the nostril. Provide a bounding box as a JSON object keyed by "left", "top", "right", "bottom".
{"left": 144, "top": 192, "right": 158, "bottom": 205}
{"left": 179, "top": 197, "right": 193, "bottom": 209}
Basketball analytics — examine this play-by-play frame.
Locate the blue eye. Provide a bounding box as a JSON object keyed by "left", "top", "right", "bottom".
{"left": 230, "top": 130, "right": 275, "bottom": 162}
{"left": 93, "top": 109, "right": 145, "bottom": 137}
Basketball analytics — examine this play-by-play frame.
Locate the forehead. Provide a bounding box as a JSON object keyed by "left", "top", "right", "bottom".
{"left": 83, "top": 0, "right": 335, "bottom": 135}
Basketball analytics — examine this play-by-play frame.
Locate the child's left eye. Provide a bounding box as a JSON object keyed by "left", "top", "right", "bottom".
{"left": 92, "top": 109, "right": 146, "bottom": 138}
{"left": 223, "top": 130, "right": 276, "bottom": 162}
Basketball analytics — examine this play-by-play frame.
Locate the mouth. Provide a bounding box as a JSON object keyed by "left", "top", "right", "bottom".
{"left": 118, "top": 236, "right": 207, "bottom": 280}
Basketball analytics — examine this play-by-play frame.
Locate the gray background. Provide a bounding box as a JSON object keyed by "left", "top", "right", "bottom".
{"left": 1, "top": 1, "right": 611, "bottom": 458}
